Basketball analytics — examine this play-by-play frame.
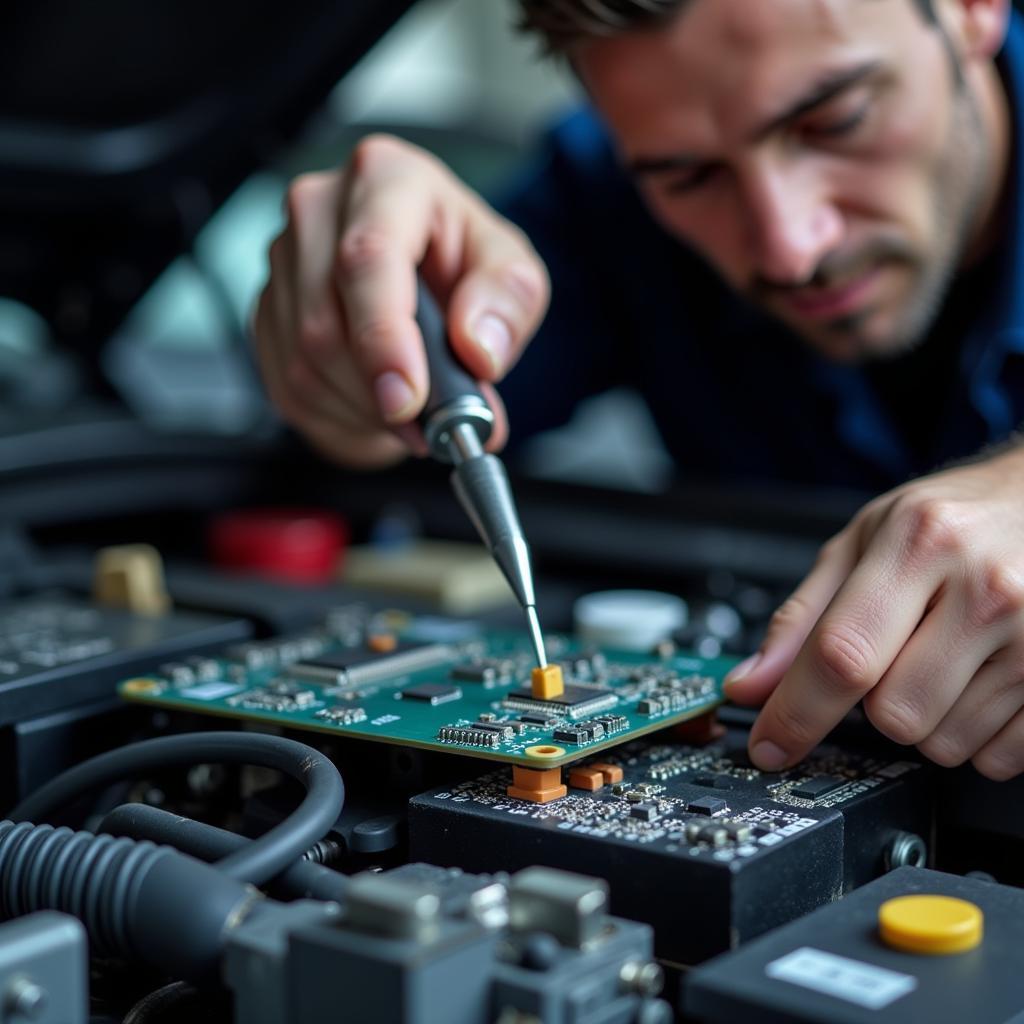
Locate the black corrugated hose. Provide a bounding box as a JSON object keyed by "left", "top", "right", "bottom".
{"left": 0, "top": 731, "right": 347, "bottom": 980}
{"left": 10, "top": 731, "right": 345, "bottom": 886}
{"left": 0, "top": 819, "right": 257, "bottom": 980}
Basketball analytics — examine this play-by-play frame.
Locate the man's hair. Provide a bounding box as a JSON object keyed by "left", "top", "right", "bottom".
{"left": 516, "top": 0, "right": 688, "bottom": 52}
{"left": 517, "top": 0, "right": 938, "bottom": 53}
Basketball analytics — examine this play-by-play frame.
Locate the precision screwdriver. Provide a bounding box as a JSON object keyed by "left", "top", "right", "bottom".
{"left": 414, "top": 281, "right": 548, "bottom": 670}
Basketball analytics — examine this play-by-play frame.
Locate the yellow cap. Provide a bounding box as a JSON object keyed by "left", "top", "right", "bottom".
{"left": 531, "top": 664, "right": 565, "bottom": 700}
{"left": 879, "top": 895, "right": 983, "bottom": 955}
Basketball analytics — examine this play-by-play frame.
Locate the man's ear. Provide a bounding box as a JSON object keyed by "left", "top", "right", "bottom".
{"left": 943, "top": 0, "right": 1011, "bottom": 60}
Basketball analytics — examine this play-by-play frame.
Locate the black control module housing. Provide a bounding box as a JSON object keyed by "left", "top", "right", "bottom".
{"left": 409, "top": 733, "right": 932, "bottom": 965}
{"left": 686, "top": 866, "right": 1024, "bottom": 1023}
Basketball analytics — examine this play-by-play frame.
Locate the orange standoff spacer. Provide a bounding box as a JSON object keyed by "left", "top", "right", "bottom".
{"left": 507, "top": 764, "right": 567, "bottom": 804}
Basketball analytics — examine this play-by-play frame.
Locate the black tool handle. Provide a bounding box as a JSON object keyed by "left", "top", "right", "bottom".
{"left": 415, "top": 279, "right": 487, "bottom": 426}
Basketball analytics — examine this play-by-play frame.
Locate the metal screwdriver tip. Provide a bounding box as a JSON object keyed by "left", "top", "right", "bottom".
{"left": 526, "top": 605, "right": 547, "bottom": 669}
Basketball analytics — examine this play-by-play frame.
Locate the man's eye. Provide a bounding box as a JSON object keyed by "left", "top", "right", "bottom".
{"left": 664, "top": 165, "right": 719, "bottom": 194}
{"left": 804, "top": 104, "right": 870, "bottom": 139}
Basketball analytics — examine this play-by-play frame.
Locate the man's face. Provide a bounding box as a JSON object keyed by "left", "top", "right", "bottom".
{"left": 574, "top": 0, "right": 1006, "bottom": 361}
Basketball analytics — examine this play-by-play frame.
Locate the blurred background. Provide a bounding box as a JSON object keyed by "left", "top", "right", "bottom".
{"left": 0, "top": 0, "right": 674, "bottom": 494}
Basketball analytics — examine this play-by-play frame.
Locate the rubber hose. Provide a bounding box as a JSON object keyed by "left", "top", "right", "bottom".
{"left": 100, "top": 804, "right": 349, "bottom": 903}
{"left": 9, "top": 732, "right": 344, "bottom": 887}
{"left": 0, "top": 820, "right": 253, "bottom": 980}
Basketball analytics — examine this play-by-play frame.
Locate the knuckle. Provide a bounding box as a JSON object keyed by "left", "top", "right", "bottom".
{"left": 337, "top": 225, "right": 393, "bottom": 279}
{"left": 284, "top": 172, "right": 328, "bottom": 220}
{"left": 348, "top": 133, "right": 414, "bottom": 175}
{"left": 864, "top": 692, "right": 926, "bottom": 745}
{"left": 813, "top": 623, "right": 877, "bottom": 695}
{"left": 970, "top": 562, "right": 1024, "bottom": 627}
{"left": 816, "top": 533, "right": 846, "bottom": 564}
{"left": 768, "top": 594, "right": 813, "bottom": 633}
{"left": 898, "top": 497, "right": 966, "bottom": 561}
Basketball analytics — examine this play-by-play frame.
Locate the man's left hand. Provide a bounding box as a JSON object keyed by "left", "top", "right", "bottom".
{"left": 726, "top": 442, "right": 1024, "bottom": 781}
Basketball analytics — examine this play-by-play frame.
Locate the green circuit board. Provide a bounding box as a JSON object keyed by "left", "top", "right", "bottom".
{"left": 118, "top": 606, "right": 737, "bottom": 768}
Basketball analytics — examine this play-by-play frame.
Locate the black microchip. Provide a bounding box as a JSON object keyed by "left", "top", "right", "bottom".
{"left": 298, "top": 642, "right": 425, "bottom": 671}
{"left": 451, "top": 662, "right": 499, "bottom": 684}
{"left": 291, "top": 642, "right": 452, "bottom": 687}
{"left": 401, "top": 683, "right": 463, "bottom": 705}
{"left": 507, "top": 684, "right": 610, "bottom": 708}
{"left": 552, "top": 726, "right": 589, "bottom": 745}
{"left": 519, "top": 713, "right": 559, "bottom": 726}
{"left": 630, "top": 802, "right": 659, "bottom": 822}
{"left": 687, "top": 796, "right": 727, "bottom": 816}
{"left": 693, "top": 774, "right": 721, "bottom": 787}
{"left": 791, "top": 775, "right": 846, "bottom": 800}
{"left": 470, "top": 720, "right": 514, "bottom": 738}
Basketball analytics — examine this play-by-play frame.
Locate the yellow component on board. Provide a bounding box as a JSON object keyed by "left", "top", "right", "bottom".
{"left": 530, "top": 663, "right": 565, "bottom": 700}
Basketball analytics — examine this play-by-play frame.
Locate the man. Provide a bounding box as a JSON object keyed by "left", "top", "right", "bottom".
{"left": 254, "top": 0, "right": 1024, "bottom": 781}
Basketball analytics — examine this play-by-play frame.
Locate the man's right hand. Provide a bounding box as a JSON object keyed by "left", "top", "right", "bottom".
{"left": 252, "top": 134, "right": 550, "bottom": 467}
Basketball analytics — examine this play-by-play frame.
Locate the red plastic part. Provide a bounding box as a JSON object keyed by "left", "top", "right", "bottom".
{"left": 209, "top": 509, "right": 349, "bottom": 584}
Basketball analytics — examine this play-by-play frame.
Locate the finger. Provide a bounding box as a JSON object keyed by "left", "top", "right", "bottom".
{"left": 281, "top": 353, "right": 381, "bottom": 435}
{"left": 863, "top": 589, "right": 1003, "bottom": 746}
{"left": 479, "top": 383, "right": 509, "bottom": 452}
{"left": 445, "top": 218, "right": 550, "bottom": 381}
{"left": 972, "top": 704, "right": 1024, "bottom": 781}
{"left": 747, "top": 517, "right": 947, "bottom": 770}
{"left": 335, "top": 166, "right": 435, "bottom": 425}
{"left": 286, "top": 171, "right": 345, "bottom": 326}
{"left": 918, "top": 650, "right": 1024, "bottom": 766}
{"left": 301, "top": 412, "right": 409, "bottom": 469}
{"left": 256, "top": 282, "right": 394, "bottom": 450}
{"left": 285, "top": 173, "right": 381, "bottom": 419}
{"left": 725, "top": 532, "right": 858, "bottom": 705}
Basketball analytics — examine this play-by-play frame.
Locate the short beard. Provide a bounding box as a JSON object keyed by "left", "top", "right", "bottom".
{"left": 877, "top": 80, "right": 989, "bottom": 359}
{"left": 751, "top": 60, "right": 990, "bottom": 364}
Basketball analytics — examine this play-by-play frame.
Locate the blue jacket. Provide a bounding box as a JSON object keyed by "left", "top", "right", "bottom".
{"left": 498, "top": 16, "right": 1024, "bottom": 493}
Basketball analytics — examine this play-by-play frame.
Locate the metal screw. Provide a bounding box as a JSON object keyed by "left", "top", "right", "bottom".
{"left": 886, "top": 831, "right": 927, "bottom": 870}
{"left": 619, "top": 960, "right": 664, "bottom": 997}
{"left": 5, "top": 977, "right": 47, "bottom": 1020}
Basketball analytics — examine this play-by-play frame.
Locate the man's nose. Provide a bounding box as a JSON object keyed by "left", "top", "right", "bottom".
{"left": 742, "top": 160, "right": 843, "bottom": 287}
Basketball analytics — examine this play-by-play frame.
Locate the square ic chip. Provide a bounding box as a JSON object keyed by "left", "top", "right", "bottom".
{"left": 401, "top": 683, "right": 463, "bottom": 706}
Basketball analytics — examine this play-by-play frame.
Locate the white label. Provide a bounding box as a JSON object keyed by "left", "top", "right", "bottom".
{"left": 178, "top": 682, "right": 242, "bottom": 701}
{"left": 766, "top": 947, "right": 917, "bottom": 1010}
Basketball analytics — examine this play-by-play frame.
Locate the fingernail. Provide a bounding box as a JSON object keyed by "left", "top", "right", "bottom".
{"left": 724, "top": 652, "right": 762, "bottom": 688}
{"left": 374, "top": 371, "right": 417, "bottom": 423}
{"left": 471, "top": 313, "right": 511, "bottom": 375}
{"left": 751, "top": 740, "right": 789, "bottom": 771}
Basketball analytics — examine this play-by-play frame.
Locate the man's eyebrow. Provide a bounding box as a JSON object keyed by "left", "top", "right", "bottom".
{"left": 628, "top": 60, "right": 883, "bottom": 177}
{"left": 753, "top": 59, "right": 882, "bottom": 140}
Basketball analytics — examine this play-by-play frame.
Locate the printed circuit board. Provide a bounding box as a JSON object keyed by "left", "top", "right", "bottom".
{"left": 118, "top": 606, "right": 738, "bottom": 767}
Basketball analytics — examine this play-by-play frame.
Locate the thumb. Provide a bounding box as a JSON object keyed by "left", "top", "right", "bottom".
{"left": 725, "top": 532, "right": 857, "bottom": 706}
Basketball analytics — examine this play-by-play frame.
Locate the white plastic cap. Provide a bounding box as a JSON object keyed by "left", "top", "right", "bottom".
{"left": 573, "top": 589, "right": 688, "bottom": 652}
